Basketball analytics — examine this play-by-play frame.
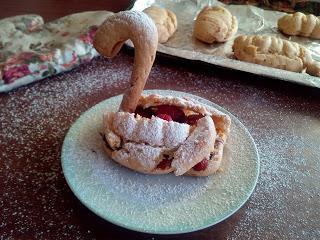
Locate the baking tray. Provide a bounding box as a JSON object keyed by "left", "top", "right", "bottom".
{"left": 130, "top": 0, "right": 320, "bottom": 88}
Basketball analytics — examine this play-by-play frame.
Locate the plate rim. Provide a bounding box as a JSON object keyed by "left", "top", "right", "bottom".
{"left": 61, "top": 89, "right": 260, "bottom": 234}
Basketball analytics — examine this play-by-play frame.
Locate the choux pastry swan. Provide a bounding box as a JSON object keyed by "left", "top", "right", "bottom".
{"left": 93, "top": 11, "right": 231, "bottom": 176}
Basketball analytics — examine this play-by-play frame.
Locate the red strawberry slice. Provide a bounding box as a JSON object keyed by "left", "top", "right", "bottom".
{"left": 193, "top": 159, "right": 208, "bottom": 171}
{"left": 157, "top": 157, "right": 172, "bottom": 169}
{"left": 135, "top": 106, "right": 154, "bottom": 119}
{"left": 156, "top": 105, "right": 185, "bottom": 122}
{"left": 157, "top": 113, "right": 173, "bottom": 121}
{"left": 186, "top": 114, "right": 204, "bottom": 126}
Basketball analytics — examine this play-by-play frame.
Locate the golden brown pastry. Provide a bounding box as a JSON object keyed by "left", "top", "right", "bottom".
{"left": 103, "top": 94, "right": 231, "bottom": 176}
{"left": 143, "top": 6, "right": 177, "bottom": 43}
{"left": 278, "top": 12, "right": 320, "bottom": 39}
{"left": 232, "top": 35, "right": 320, "bottom": 77}
{"left": 94, "top": 11, "right": 231, "bottom": 177}
{"left": 194, "top": 6, "right": 238, "bottom": 43}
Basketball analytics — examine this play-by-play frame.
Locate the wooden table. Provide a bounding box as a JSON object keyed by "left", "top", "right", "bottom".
{"left": 1, "top": 1, "right": 320, "bottom": 239}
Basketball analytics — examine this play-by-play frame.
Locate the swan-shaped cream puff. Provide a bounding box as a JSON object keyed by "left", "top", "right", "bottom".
{"left": 93, "top": 11, "right": 231, "bottom": 176}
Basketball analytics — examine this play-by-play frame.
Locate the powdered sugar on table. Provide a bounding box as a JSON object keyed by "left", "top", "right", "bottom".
{"left": 0, "top": 52, "right": 319, "bottom": 238}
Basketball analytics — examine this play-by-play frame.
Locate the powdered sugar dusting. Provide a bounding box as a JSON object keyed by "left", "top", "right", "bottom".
{"left": 62, "top": 90, "right": 259, "bottom": 233}
{"left": 1, "top": 49, "right": 319, "bottom": 238}
{"left": 0, "top": 56, "right": 132, "bottom": 239}
{"left": 114, "top": 142, "right": 163, "bottom": 170}
{"left": 112, "top": 112, "right": 190, "bottom": 148}
{"left": 227, "top": 108, "right": 320, "bottom": 239}
{"left": 164, "top": 120, "right": 190, "bottom": 147}
{"left": 136, "top": 116, "right": 165, "bottom": 146}
{"left": 113, "top": 112, "right": 137, "bottom": 139}
{"left": 116, "top": 10, "right": 157, "bottom": 39}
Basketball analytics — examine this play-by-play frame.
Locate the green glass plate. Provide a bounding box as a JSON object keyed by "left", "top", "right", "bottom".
{"left": 61, "top": 90, "right": 260, "bottom": 234}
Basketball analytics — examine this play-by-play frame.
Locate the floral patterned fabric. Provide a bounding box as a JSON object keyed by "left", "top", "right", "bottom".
{"left": 0, "top": 11, "right": 113, "bottom": 92}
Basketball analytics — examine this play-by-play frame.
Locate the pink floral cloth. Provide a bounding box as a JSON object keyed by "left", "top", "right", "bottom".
{"left": 0, "top": 11, "right": 113, "bottom": 92}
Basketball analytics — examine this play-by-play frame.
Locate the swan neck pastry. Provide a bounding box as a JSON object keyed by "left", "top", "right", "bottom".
{"left": 93, "top": 11, "right": 158, "bottom": 112}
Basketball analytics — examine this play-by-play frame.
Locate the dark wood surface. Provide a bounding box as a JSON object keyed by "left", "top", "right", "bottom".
{"left": 1, "top": 1, "right": 320, "bottom": 239}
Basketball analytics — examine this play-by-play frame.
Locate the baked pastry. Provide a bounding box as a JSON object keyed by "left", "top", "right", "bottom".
{"left": 93, "top": 10, "right": 158, "bottom": 112}
{"left": 278, "top": 12, "right": 320, "bottom": 39}
{"left": 194, "top": 6, "right": 238, "bottom": 43}
{"left": 94, "top": 11, "right": 231, "bottom": 176}
{"left": 103, "top": 94, "right": 231, "bottom": 176}
{"left": 143, "top": 6, "right": 177, "bottom": 43}
{"left": 232, "top": 35, "right": 320, "bottom": 77}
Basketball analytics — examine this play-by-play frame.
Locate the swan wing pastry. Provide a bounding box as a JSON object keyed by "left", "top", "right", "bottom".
{"left": 232, "top": 35, "right": 320, "bottom": 77}
{"left": 278, "top": 12, "right": 320, "bottom": 39}
{"left": 94, "top": 11, "right": 231, "bottom": 176}
{"left": 93, "top": 11, "right": 158, "bottom": 113}
{"left": 194, "top": 6, "right": 238, "bottom": 43}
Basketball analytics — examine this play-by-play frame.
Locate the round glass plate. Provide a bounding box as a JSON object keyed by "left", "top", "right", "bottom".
{"left": 61, "top": 90, "right": 259, "bottom": 234}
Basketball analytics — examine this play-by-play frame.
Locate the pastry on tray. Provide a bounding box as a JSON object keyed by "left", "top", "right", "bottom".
{"left": 143, "top": 6, "right": 177, "bottom": 43}
{"left": 278, "top": 12, "right": 320, "bottom": 39}
{"left": 93, "top": 10, "right": 231, "bottom": 177}
{"left": 194, "top": 6, "right": 238, "bottom": 43}
{"left": 232, "top": 35, "right": 320, "bottom": 77}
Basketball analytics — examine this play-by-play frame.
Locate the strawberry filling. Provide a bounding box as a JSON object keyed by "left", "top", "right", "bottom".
{"left": 157, "top": 113, "right": 173, "bottom": 121}
{"left": 186, "top": 114, "right": 204, "bottom": 126}
{"left": 155, "top": 105, "right": 186, "bottom": 123}
{"left": 193, "top": 158, "right": 209, "bottom": 171}
{"left": 134, "top": 106, "right": 154, "bottom": 118}
{"left": 157, "top": 155, "right": 173, "bottom": 169}
{"left": 193, "top": 153, "right": 215, "bottom": 171}
{"left": 135, "top": 105, "right": 205, "bottom": 125}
